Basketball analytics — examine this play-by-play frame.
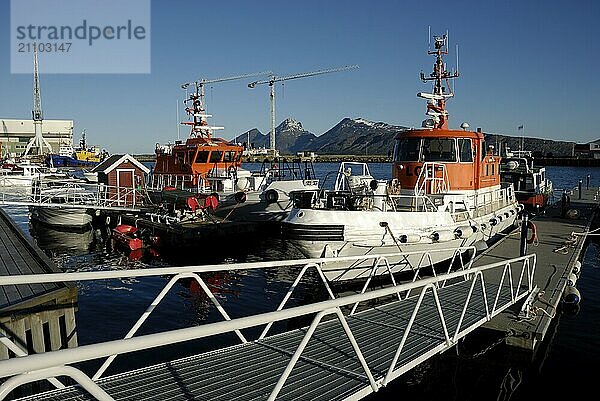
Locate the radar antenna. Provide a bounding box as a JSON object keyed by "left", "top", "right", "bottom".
{"left": 417, "top": 33, "right": 459, "bottom": 129}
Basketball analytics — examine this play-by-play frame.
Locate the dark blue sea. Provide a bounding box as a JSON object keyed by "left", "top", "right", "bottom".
{"left": 3, "top": 163, "right": 600, "bottom": 400}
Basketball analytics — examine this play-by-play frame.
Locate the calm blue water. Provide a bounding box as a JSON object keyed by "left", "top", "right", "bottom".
{"left": 4, "top": 163, "right": 600, "bottom": 400}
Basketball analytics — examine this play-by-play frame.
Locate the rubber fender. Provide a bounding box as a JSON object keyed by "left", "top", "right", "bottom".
{"left": 566, "top": 272, "right": 578, "bottom": 287}
{"left": 489, "top": 217, "right": 499, "bottom": 226}
{"left": 234, "top": 191, "right": 247, "bottom": 204}
{"left": 572, "top": 261, "right": 582, "bottom": 275}
{"left": 399, "top": 234, "right": 421, "bottom": 244}
{"left": 563, "top": 286, "right": 581, "bottom": 306}
{"left": 265, "top": 189, "right": 279, "bottom": 203}
{"left": 454, "top": 225, "right": 475, "bottom": 239}
{"left": 431, "top": 230, "right": 455, "bottom": 242}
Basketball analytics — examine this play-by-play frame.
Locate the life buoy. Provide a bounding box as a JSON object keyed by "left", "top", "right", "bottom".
{"left": 526, "top": 220, "right": 537, "bottom": 244}
{"left": 265, "top": 189, "right": 279, "bottom": 203}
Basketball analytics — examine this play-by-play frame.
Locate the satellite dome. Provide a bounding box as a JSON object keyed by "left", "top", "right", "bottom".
{"left": 460, "top": 122, "right": 470, "bottom": 130}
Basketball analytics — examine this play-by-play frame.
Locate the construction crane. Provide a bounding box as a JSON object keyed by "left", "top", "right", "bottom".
{"left": 179, "top": 71, "right": 272, "bottom": 138}
{"left": 24, "top": 44, "right": 52, "bottom": 157}
{"left": 248, "top": 65, "right": 359, "bottom": 151}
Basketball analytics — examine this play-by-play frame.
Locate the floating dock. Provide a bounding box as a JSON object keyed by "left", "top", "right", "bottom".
{"left": 476, "top": 185, "right": 599, "bottom": 349}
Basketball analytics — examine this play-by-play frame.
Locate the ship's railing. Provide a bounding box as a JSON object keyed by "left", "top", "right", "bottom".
{"left": 0, "top": 251, "right": 536, "bottom": 400}
{"left": 414, "top": 162, "right": 449, "bottom": 196}
{"left": 0, "top": 179, "right": 147, "bottom": 211}
{"left": 447, "top": 182, "right": 517, "bottom": 220}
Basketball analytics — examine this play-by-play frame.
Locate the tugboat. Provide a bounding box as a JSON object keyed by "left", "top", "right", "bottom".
{"left": 500, "top": 147, "right": 553, "bottom": 212}
{"left": 282, "top": 33, "right": 522, "bottom": 282}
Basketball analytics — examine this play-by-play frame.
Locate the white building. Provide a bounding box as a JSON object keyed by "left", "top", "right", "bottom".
{"left": 0, "top": 119, "right": 73, "bottom": 157}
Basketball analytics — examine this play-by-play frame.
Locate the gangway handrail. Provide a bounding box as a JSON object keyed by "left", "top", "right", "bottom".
{"left": 0, "top": 253, "right": 535, "bottom": 390}
{"left": 0, "top": 247, "right": 478, "bottom": 286}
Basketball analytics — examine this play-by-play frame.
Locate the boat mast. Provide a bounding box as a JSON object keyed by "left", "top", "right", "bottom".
{"left": 417, "top": 33, "right": 459, "bottom": 129}
{"left": 180, "top": 71, "right": 272, "bottom": 140}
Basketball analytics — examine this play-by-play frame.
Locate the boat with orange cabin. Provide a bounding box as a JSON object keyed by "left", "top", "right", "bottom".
{"left": 282, "top": 33, "right": 522, "bottom": 282}
{"left": 149, "top": 79, "right": 319, "bottom": 223}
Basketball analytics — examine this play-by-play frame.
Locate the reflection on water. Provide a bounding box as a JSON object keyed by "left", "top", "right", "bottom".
{"left": 29, "top": 220, "right": 96, "bottom": 254}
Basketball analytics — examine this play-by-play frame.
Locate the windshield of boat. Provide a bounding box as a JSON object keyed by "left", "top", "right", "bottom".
{"left": 422, "top": 138, "right": 457, "bottom": 162}
{"left": 393, "top": 138, "right": 421, "bottom": 162}
{"left": 195, "top": 151, "right": 209, "bottom": 163}
{"left": 458, "top": 138, "right": 473, "bottom": 162}
{"left": 209, "top": 151, "right": 223, "bottom": 163}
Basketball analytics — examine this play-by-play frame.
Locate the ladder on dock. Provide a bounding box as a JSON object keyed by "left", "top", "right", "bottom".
{"left": 0, "top": 251, "right": 536, "bottom": 401}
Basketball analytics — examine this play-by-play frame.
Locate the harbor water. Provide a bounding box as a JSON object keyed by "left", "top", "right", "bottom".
{"left": 3, "top": 163, "right": 600, "bottom": 400}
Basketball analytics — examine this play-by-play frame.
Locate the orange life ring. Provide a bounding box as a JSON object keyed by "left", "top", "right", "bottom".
{"left": 526, "top": 221, "right": 537, "bottom": 244}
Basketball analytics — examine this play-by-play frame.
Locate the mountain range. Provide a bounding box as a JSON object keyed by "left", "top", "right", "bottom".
{"left": 234, "top": 117, "right": 576, "bottom": 157}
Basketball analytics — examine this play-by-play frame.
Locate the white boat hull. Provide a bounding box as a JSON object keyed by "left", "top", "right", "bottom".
{"left": 282, "top": 202, "right": 520, "bottom": 282}
{"left": 30, "top": 207, "right": 93, "bottom": 228}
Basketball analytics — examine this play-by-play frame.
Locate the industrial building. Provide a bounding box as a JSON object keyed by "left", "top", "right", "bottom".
{"left": 0, "top": 119, "right": 73, "bottom": 157}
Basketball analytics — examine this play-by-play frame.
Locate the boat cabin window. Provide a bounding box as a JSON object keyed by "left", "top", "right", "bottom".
{"left": 187, "top": 150, "right": 196, "bottom": 164}
{"left": 458, "top": 138, "right": 473, "bottom": 163}
{"left": 393, "top": 138, "right": 421, "bottom": 162}
{"left": 223, "top": 151, "right": 236, "bottom": 163}
{"left": 195, "top": 151, "right": 209, "bottom": 163}
{"left": 175, "top": 151, "right": 185, "bottom": 165}
{"left": 209, "top": 151, "right": 223, "bottom": 163}
{"left": 422, "top": 138, "right": 456, "bottom": 162}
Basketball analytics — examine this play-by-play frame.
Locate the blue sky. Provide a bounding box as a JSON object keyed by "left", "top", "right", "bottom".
{"left": 1, "top": 0, "right": 598, "bottom": 153}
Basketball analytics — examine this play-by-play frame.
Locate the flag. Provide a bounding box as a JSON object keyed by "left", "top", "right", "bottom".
{"left": 517, "top": 125, "right": 524, "bottom": 130}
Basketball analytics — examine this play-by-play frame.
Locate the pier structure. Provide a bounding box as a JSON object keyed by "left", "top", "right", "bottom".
{"left": 476, "top": 184, "right": 599, "bottom": 349}
{"left": 0, "top": 208, "right": 77, "bottom": 363}
{"left": 0, "top": 248, "right": 535, "bottom": 400}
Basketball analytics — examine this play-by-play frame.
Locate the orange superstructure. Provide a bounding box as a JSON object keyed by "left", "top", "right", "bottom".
{"left": 153, "top": 81, "right": 243, "bottom": 187}
{"left": 392, "top": 33, "right": 501, "bottom": 194}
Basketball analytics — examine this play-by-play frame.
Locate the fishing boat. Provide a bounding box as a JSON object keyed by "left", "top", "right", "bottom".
{"left": 149, "top": 80, "right": 318, "bottom": 223}
{"left": 281, "top": 33, "right": 521, "bottom": 282}
{"left": 500, "top": 147, "right": 553, "bottom": 212}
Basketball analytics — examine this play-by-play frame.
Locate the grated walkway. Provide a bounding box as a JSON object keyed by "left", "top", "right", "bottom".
{"left": 17, "top": 279, "right": 524, "bottom": 401}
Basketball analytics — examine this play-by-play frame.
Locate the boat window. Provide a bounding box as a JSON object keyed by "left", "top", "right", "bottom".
{"left": 236, "top": 152, "right": 242, "bottom": 162}
{"left": 175, "top": 152, "right": 185, "bottom": 165}
{"left": 195, "top": 151, "right": 209, "bottom": 163}
{"left": 525, "top": 176, "right": 534, "bottom": 190}
{"left": 393, "top": 138, "right": 421, "bottom": 162}
{"left": 458, "top": 138, "right": 473, "bottom": 162}
{"left": 209, "top": 151, "right": 223, "bottom": 163}
{"left": 422, "top": 138, "right": 456, "bottom": 162}
{"left": 223, "top": 151, "right": 236, "bottom": 163}
{"left": 187, "top": 150, "right": 196, "bottom": 164}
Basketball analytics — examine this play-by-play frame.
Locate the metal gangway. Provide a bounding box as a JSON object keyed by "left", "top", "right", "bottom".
{"left": 0, "top": 249, "right": 536, "bottom": 401}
